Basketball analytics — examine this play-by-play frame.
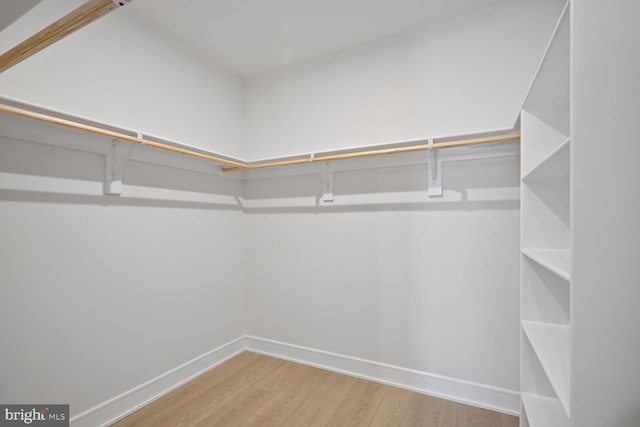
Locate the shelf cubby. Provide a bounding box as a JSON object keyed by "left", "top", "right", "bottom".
{"left": 521, "top": 253, "right": 570, "bottom": 324}
{"left": 521, "top": 183, "right": 570, "bottom": 250}
{"left": 522, "top": 392, "right": 570, "bottom": 427}
{"left": 522, "top": 321, "right": 570, "bottom": 416}
{"left": 522, "top": 3, "right": 570, "bottom": 137}
{"left": 522, "top": 138, "right": 570, "bottom": 185}
{"left": 521, "top": 112, "right": 569, "bottom": 178}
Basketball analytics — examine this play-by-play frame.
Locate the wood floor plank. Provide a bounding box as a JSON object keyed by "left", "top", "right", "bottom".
{"left": 411, "top": 395, "right": 458, "bottom": 426}
{"left": 112, "top": 352, "right": 520, "bottom": 427}
{"left": 254, "top": 363, "right": 331, "bottom": 424}
{"left": 325, "top": 378, "right": 387, "bottom": 426}
{"left": 368, "top": 387, "right": 422, "bottom": 427}
{"left": 456, "top": 402, "right": 519, "bottom": 427}
{"left": 253, "top": 361, "right": 311, "bottom": 392}
{"left": 192, "top": 386, "right": 273, "bottom": 426}
{"left": 240, "top": 414, "right": 280, "bottom": 427}
{"left": 170, "top": 357, "right": 284, "bottom": 427}
{"left": 282, "top": 371, "right": 361, "bottom": 427}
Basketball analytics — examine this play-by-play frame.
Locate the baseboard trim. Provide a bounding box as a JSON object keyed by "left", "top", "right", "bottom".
{"left": 70, "top": 336, "right": 246, "bottom": 427}
{"left": 70, "top": 335, "right": 519, "bottom": 425}
{"left": 244, "top": 335, "right": 520, "bottom": 416}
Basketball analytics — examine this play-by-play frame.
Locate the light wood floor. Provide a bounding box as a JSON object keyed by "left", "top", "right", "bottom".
{"left": 113, "top": 352, "right": 518, "bottom": 427}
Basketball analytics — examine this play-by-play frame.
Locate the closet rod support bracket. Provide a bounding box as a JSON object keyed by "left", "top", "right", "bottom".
{"left": 104, "top": 132, "right": 144, "bottom": 195}
{"left": 427, "top": 139, "right": 443, "bottom": 197}
{"left": 319, "top": 162, "right": 334, "bottom": 202}
{"left": 105, "top": 141, "right": 123, "bottom": 195}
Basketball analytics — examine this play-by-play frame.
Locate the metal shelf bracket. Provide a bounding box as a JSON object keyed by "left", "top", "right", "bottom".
{"left": 104, "top": 133, "right": 143, "bottom": 195}
{"left": 319, "top": 161, "right": 334, "bottom": 202}
{"left": 428, "top": 139, "right": 443, "bottom": 197}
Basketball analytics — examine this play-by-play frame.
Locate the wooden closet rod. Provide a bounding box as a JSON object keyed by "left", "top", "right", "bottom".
{"left": 221, "top": 133, "right": 521, "bottom": 172}
{"left": 0, "top": 0, "right": 130, "bottom": 74}
{"left": 0, "top": 104, "right": 247, "bottom": 168}
{"left": 0, "top": 103, "right": 519, "bottom": 171}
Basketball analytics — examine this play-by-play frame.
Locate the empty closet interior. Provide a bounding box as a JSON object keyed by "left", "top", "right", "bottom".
{"left": 0, "top": 1, "right": 638, "bottom": 426}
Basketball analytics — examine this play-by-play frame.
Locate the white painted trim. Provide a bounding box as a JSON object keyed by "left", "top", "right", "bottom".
{"left": 245, "top": 336, "right": 520, "bottom": 416}
{"left": 70, "top": 336, "right": 245, "bottom": 427}
{"left": 68, "top": 335, "right": 519, "bottom": 425}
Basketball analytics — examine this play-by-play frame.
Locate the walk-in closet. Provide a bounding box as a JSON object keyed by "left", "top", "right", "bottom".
{"left": 0, "top": 1, "right": 638, "bottom": 426}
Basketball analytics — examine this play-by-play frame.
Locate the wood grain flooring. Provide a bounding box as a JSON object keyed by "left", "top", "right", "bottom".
{"left": 112, "top": 352, "right": 518, "bottom": 427}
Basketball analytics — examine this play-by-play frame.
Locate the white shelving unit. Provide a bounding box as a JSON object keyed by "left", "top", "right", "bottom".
{"left": 519, "top": 2, "right": 571, "bottom": 426}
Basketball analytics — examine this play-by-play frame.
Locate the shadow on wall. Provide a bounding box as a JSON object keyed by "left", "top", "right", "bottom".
{"left": 0, "top": 135, "right": 243, "bottom": 210}
{"left": 240, "top": 200, "right": 520, "bottom": 214}
{"left": 0, "top": 135, "right": 520, "bottom": 212}
{"left": 0, "top": 189, "right": 242, "bottom": 211}
{"left": 241, "top": 156, "right": 521, "bottom": 214}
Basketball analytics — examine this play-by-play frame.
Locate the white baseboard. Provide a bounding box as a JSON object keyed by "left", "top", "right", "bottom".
{"left": 70, "top": 336, "right": 245, "bottom": 427}
{"left": 69, "top": 335, "right": 519, "bottom": 425}
{"left": 244, "top": 335, "right": 520, "bottom": 416}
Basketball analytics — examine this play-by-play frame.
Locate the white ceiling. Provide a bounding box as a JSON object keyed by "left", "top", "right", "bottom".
{"left": 132, "top": 0, "right": 502, "bottom": 76}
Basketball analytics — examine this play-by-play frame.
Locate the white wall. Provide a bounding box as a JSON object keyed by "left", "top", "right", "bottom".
{"left": 244, "top": 0, "right": 564, "bottom": 159}
{"left": 572, "top": 0, "right": 640, "bottom": 425}
{"left": 0, "top": 134, "right": 246, "bottom": 418}
{"left": 0, "top": 0, "right": 245, "bottom": 158}
{"left": 244, "top": 157, "right": 521, "bottom": 394}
